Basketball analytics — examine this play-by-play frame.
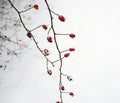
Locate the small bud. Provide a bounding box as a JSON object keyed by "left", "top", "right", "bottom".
{"left": 69, "top": 48, "right": 75, "bottom": 52}
{"left": 42, "top": 24, "right": 47, "bottom": 30}
{"left": 69, "top": 33, "right": 75, "bottom": 38}
{"left": 67, "top": 76, "right": 73, "bottom": 81}
{"left": 61, "top": 85, "right": 65, "bottom": 91}
{"left": 56, "top": 101, "right": 61, "bottom": 103}
{"left": 27, "top": 32, "right": 33, "bottom": 38}
{"left": 69, "top": 92, "right": 74, "bottom": 97}
{"left": 47, "top": 69, "right": 52, "bottom": 75}
{"left": 64, "top": 53, "right": 70, "bottom": 58}
{"left": 58, "top": 15, "right": 65, "bottom": 22}
{"left": 33, "top": 4, "right": 39, "bottom": 10}
{"left": 47, "top": 36, "right": 52, "bottom": 43}
{"left": 43, "top": 49, "right": 49, "bottom": 56}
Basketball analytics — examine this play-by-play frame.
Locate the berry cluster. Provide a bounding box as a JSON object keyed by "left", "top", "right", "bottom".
{"left": 8, "top": 0, "right": 76, "bottom": 103}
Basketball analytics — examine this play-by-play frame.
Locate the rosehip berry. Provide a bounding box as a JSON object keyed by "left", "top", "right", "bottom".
{"left": 64, "top": 53, "right": 70, "bottom": 58}
{"left": 27, "top": 32, "right": 33, "bottom": 38}
{"left": 69, "top": 92, "right": 74, "bottom": 97}
{"left": 69, "top": 33, "right": 75, "bottom": 38}
{"left": 56, "top": 101, "right": 61, "bottom": 103}
{"left": 43, "top": 49, "right": 49, "bottom": 56}
{"left": 47, "top": 69, "right": 52, "bottom": 75}
{"left": 33, "top": 4, "right": 39, "bottom": 10}
{"left": 42, "top": 24, "right": 47, "bottom": 30}
{"left": 69, "top": 48, "right": 75, "bottom": 52}
{"left": 61, "top": 85, "right": 65, "bottom": 91}
{"left": 67, "top": 76, "right": 73, "bottom": 81}
{"left": 58, "top": 15, "right": 65, "bottom": 22}
{"left": 47, "top": 36, "right": 52, "bottom": 43}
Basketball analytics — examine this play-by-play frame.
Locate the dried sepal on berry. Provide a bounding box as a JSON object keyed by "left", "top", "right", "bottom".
{"left": 47, "top": 36, "right": 52, "bottom": 43}
{"left": 69, "top": 33, "right": 75, "bottom": 38}
{"left": 67, "top": 76, "right": 73, "bottom": 81}
{"left": 47, "top": 69, "right": 52, "bottom": 75}
{"left": 64, "top": 53, "right": 70, "bottom": 58}
{"left": 43, "top": 49, "right": 49, "bottom": 56}
{"left": 56, "top": 101, "right": 61, "bottom": 103}
{"left": 61, "top": 85, "right": 65, "bottom": 91}
{"left": 58, "top": 15, "right": 65, "bottom": 22}
{"left": 27, "top": 32, "right": 33, "bottom": 38}
{"left": 69, "top": 48, "right": 75, "bottom": 52}
{"left": 33, "top": 4, "right": 39, "bottom": 10}
{"left": 69, "top": 92, "right": 74, "bottom": 97}
{"left": 42, "top": 24, "right": 47, "bottom": 30}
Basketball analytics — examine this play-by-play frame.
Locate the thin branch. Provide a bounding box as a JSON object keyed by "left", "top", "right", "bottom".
{"left": 47, "top": 26, "right": 52, "bottom": 36}
{"left": 0, "top": 34, "right": 29, "bottom": 49}
{"left": 19, "top": 6, "right": 33, "bottom": 13}
{"left": 30, "top": 25, "right": 42, "bottom": 32}
{"left": 50, "top": 10, "right": 59, "bottom": 16}
{"left": 32, "top": 35, "right": 54, "bottom": 67}
{"left": 44, "top": 0, "right": 63, "bottom": 102}
{"left": 56, "top": 33, "right": 69, "bottom": 35}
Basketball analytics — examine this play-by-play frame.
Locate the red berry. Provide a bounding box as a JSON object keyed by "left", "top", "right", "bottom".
{"left": 58, "top": 15, "right": 65, "bottom": 22}
{"left": 47, "top": 36, "right": 52, "bottom": 43}
{"left": 56, "top": 101, "right": 61, "bottom": 103}
{"left": 61, "top": 85, "right": 65, "bottom": 91}
{"left": 42, "top": 24, "right": 47, "bottom": 30}
{"left": 69, "top": 33, "right": 75, "bottom": 38}
{"left": 67, "top": 76, "right": 73, "bottom": 81}
{"left": 64, "top": 53, "right": 70, "bottom": 58}
{"left": 69, "top": 48, "right": 75, "bottom": 52}
{"left": 43, "top": 49, "right": 49, "bottom": 56}
{"left": 69, "top": 92, "right": 74, "bottom": 97}
{"left": 47, "top": 69, "right": 52, "bottom": 75}
{"left": 27, "top": 32, "right": 33, "bottom": 38}
{"left": 34, "top": 4, "right": 39, "bottom": 10}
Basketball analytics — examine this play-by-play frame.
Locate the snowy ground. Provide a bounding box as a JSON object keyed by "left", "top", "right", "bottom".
{"left": 0, "top": 0, "right": 120, "bottom": 103}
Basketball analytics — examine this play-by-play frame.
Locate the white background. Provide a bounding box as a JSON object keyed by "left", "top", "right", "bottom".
{"left": 0, "top": 0, "right": 120, "bottom": 103}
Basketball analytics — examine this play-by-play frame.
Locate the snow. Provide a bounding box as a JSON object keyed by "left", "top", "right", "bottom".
{"left": 0, "top": 0, "right": 120, "bottom": 103}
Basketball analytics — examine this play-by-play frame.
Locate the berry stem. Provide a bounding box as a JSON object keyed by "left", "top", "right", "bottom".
{"left": 60, "top": 49, "right": 69, "bottom": 53}
{"left": 52, "top": 57, "right": 64, "bottom": 63}
{"left": 50, "top": 10, "right": 59, "bottom": 16}
{"left": 56, "top": 33, "right": 69, "bottom": 35}
{"left": 30, "top": 25, "right": 42, "bottom": 32}
{"left": 19, "top": 6, "right": 33, "bottom": 13}
{"left": 8, "top": 0, "right": 29, "bottom": 32}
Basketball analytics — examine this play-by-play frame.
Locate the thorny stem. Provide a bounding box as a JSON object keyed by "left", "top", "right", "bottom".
{"left": 44, "top": 0, "right": 63, "bottom": 103}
